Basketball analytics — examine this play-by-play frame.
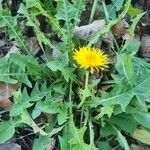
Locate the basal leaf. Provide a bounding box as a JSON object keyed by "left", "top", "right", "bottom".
{"left": 133, "top": 75, "right": 150, "bottom": 101}
{"left": 0, "top": 58, "right": 18, "bottom": 84}
{"left": 99, "top": 141, "right": 111, "bottom": 150}
{"left": 33, "top": 135, "right": 51, "bottom": 150}
{"left": 26, "top": 0, "right": 37, "bottom": 8}
{"left": 0, "top": 54, "right": 42, "bottom": 87}
{"left": 0, "top": 9, "right": 30, "bottom": 55}
{"left": 0, "top": 120, "right": 15, "bottom": 144}
{"left": 35, "top": 100, "right": 68, "bottom": 125}
{"left": 133, "top": 111, "right": 150, "bottom": 129}
{"left": 127, "top": 12, "right": 145, "bottom": 36}
{"left": 21, "top": 110, "right": 47, "bottom": 135}
{"left": 10, "top": 88, "right": 33, "bottom": 116}
{"left": 73, "top": 0, "right": 86, "bottom": 25}
{"left": 55, "top": 0, "right": 77, "bottom": 47}
{"left": 98, "top": 76, "right": 150, "bottom": 115}
{"left": 99, "top": 91, "right": 133, "bottom": 112}
{"left": 121, "top": 38, "right": 140, "bottom": 55}
{"left": 10, "top": 82, "right": 48, "bottom": 116}
{"left": 55, "top": 0, "right": 77, "bottom": 21}
{"left": 61, "top": 117, "right": 92, "bottom": 149}
{"left": 115, "top": 128, "right": 130, "bottom": 150}
{"left": 112, "top": 114, "right": 137, "bottom": 134}
{"left": 116, "top": 54, "right": 135, "bottom": 85}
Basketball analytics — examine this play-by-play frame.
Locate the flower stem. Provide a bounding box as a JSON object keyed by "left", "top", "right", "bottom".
{"left": 85, "top": 71, "right": 89, "bottom": 91}
{"left": 77, "top": 71, "right": 89, "bottom": 108}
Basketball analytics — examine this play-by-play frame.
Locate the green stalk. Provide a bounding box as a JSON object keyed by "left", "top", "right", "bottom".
{"left": 89, "top": 121, "right": 95, "bottom": 149}
{"left": 80, "top": 106, "right": 84, "bottom": 127}
{"left": 85, "top": 71, "right": 89, "bottom": 91}
{"left": 77, "top": 71, "right": 89, "bottom": 108}
{"left": 89, "top": 0, "right": 99, "bottom": 23}
{"left": 69, "top": 79, "right": 73, "bottom": 114}
{"left": 88, "top": 0, "right": 132, "bottom": 47}
{"left": 102, "top": 0, "right": 110, "bottom": 23}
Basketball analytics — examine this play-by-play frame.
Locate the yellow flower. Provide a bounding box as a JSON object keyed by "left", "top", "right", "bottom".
{"left": 73, "top": 47, "right": 109, "bottom": 73}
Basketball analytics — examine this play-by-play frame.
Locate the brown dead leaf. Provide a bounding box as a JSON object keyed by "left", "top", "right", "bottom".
{"left": 130, "top": 144, "right": 150, "bottom": 150}
{"left": 140, "top": 18, "right": 150, "bottom": 35}
{"left": 0, "top": 142, "right": 21, "bottom": 150}
{"left": 74, "top": 20, "right": 114, "bottom": 48}
{"left": 0, "top": 82, "right": 20, "bottom": 109}
{"left": 25, "top": 37, "right": 40, "bottom": 55}
{"left": 112, "top": 19, "right": 129, "bottom": 37}
{"left": 74, "top": 20, "right": 106, "bottom": 40}
{"left": 0, "top": 39, "right": 5, "bottom": 47}
{"left": 5, "top": 42, "right": 20, "bottom": 57}
{"left": 140, "top": 35, "right": 150, "bottom": 59}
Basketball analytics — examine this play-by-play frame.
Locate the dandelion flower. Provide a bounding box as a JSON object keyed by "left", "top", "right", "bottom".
{"left": 73, "top": 47, "right": 109, "bottom": 73}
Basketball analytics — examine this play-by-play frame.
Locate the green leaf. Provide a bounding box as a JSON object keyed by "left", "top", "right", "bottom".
{"left": 33, "top": 136, "right": 51, "bottom": 150}
{"left": 47, "top": 15, "right": 64, "bottom": 34}
{"left": 0, "top": 0, "right": 3, "bottom": 9}
{"left": 112, "top": 114, "right": 137, "bottom": 134}
{"left": 112, "top": 0, "right": 124, "bottom": 11}
{"left": 17, "top": 3, "right": 28, "bottom": 15}
{"left": 0, "top": 53, "right": 44, "bottom": 87}
{"left": 132, "top": 127, "right": 150, "bottom": 145}
{"left": 115, "top": 128, "right": 130, "bottom": 150}
{"left": 10, "top": 83, "right": 48, "bottom": 116}
{"left": 128, "top": 6, "right": 141, "bottom": 18}
{"left": 123, "top": 55, "right": 135, "bottom": 85}
{"left": 61, "top": 117, "right": 91, "bottom": 150}
{"left": 107, "top": 4, "right": 117, "bottom": 19}
{"left": 127, "top": 12, "right": 145, "bottom": 36}
{"left": 99, "top": 141, "right": 111, "bottom": 150}
{"left": 32, "top": 107, "right": 41, "bottom": 119}
{"left": 61, "top": 67, "right": 74, "bottom": 82}
{"left": 0, "top": 58, "right": 18, "bottom": 84}
{"left": 55, "top": 0, "right": 77, "bottom": 21}
{"left": 52, "top": 83, "right": 67, "bottom": 95}
{"left": 59, "top": 136, "right": 71, "bottom": 150}
{"left": 10, "top": 89, "right": 33, "bottom": 116}
{"left": 121, "top": 39, "right": 141, "bottom": 55}
{"left": 74, "top": 0, "right": 86, "bottom": 25}
{"left": 133, "top": 111, "right": 150, "bottom": 129}
{"left": 47, "top": 61, "right": 63, "bottom": 72}
{"left": 100, "top": 91, "right": 133, "bottom": 112}
{"left": 88, "top": 0, "right": 131, "bottom": 46}
{"left": 55, "top": 0, "right": 77, "bottom": 47}
{"left": 30, "top": 82, "right": 48, "bottom": 102}
{"left": 21, "top": 110, "right": 47, "bottom": 135}
{"left": 101, "top": 123, "right": 117, "bottom": 137}
{"left": 0, "top": 9, "right": 30, "bottom": 55}
{"left": 133, "top": 57, "right": 150, "bottom": 74}
{"left": 0, "top": 120, "right": 15, "bottom": 144}
{"left": 18, "top": 3, "right": 56, "bottom": 49}
{"left": 98, "top": 75, "right": 150, "bottom": 114}
{"left": 133, "top": 75, "right": 150, "bottom": 101}
{"left": 47, "top": 53, "right": 73, "bottom": 82}
{"left": 35, "top": 100, "right": 69, "bottom": 125}
{"left": 116, "top": 54, "right": 135, "bottom": 85}
{"left": 26, "top": 0, "right": 37, "bottom": 8}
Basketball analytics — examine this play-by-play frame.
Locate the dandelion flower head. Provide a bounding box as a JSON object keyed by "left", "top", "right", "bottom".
{"left": 73, "top": 47, "right": 109, "bottom": 73}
